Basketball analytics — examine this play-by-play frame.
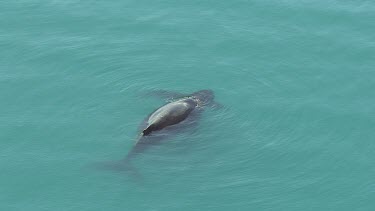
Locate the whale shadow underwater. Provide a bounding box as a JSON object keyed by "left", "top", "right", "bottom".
{"left": 96, "top": 89, "right": 221, "bottom": 178}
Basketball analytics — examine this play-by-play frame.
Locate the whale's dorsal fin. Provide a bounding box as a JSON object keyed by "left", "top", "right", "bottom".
{"left": 142, "top": 124, "right": 156, "bottom": 136}
{"left": 143, "top": 90, "right": 187, "bottom": 101}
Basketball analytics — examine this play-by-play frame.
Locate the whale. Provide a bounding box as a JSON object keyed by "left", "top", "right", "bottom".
{"left": 125, "top": 89, "right": 218, "bottom": 160}
{"left": 142, "top": 90, "right": 215, "bottom": 135}
{"left": 94, "top": 89, "right": 220, "bottom": 177}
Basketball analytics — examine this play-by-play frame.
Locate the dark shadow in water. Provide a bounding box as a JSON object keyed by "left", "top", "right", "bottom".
{"left": 90, "top": 89, "right": 225, "bottom": 182}
{"left": 91, "top": 109, "right": 202, "bottom": 182}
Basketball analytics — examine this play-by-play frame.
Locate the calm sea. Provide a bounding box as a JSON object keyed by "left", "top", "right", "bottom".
{"left": 1, "top": 0, "right": 375, "bottom": 210}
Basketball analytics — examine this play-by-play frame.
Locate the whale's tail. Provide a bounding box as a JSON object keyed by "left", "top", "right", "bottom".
{"left": 90, "top": 134, "right": 148, "bottom": 181}
{"left": 90, "top": 157, "right": 142, "bottom": 181}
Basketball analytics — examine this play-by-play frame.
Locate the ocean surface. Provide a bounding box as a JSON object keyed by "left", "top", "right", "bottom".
{"left": 1, "top": 0, "right": 374, "bottom": 210}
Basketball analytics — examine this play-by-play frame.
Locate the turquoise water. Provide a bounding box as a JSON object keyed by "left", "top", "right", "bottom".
{"left": 1, "top": 0, "right": 375, "bottom": 210}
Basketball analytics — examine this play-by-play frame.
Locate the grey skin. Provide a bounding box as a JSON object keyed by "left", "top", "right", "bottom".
{"left": 125, "top": 89, "right": 217, "bottom": 163}
{"left": 142, "top": 97, "right": 199, "bottom": 135}
{"left": 96, "top": 90, "right": 218, "bottom": 176}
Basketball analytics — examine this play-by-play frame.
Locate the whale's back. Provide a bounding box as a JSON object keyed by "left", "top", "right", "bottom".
{"left": 143, "top": 99, "right": 197, "bottom": 135}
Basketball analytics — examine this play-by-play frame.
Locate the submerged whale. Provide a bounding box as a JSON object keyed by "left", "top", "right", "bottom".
{"left": 126, "top": 89, "right": 218, "bottom": 161}
{"left": 95, "top": 89, "right": 220, "bottom": 176}
{"left": 142, "top": 89, "right": 215, "bottom": 136}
